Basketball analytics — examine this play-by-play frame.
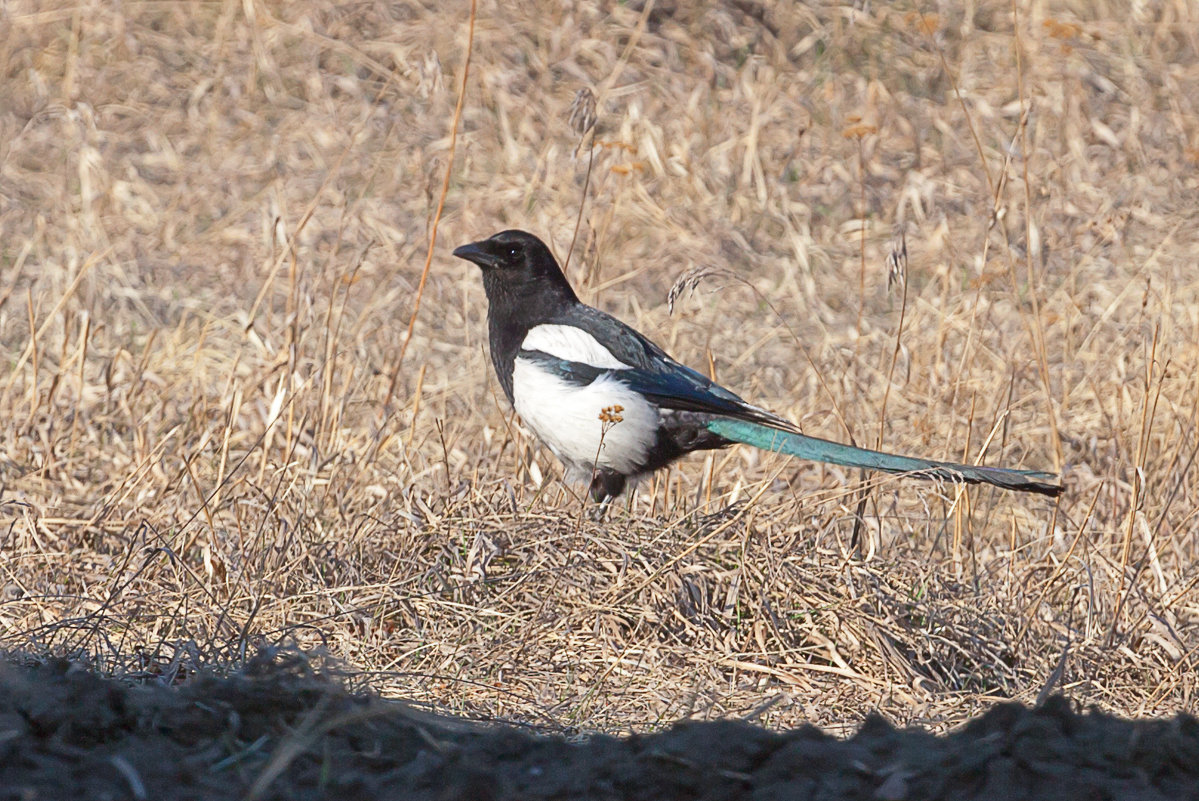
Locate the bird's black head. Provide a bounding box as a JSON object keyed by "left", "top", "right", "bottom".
{"left": 452, "top": 229, "right": 578, "bottom": 311}
{"left": 452, "top": 229, "right": 538, "bottom": 271}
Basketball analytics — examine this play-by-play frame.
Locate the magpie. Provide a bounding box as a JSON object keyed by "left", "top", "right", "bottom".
{"left": 453, "top": 230, "right": 1062, "bottom": 502}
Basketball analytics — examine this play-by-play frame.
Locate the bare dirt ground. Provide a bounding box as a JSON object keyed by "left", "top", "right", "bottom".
{"left": 4, "top": 651, "right": 1199, "bottom": 800}
{"left": 1, "top": 0, "right": 1198, "bottom": 797}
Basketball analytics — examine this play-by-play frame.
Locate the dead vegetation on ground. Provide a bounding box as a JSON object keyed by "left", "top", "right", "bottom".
{"left": 1, "top": 0, "right": 1198, "bottom": 743}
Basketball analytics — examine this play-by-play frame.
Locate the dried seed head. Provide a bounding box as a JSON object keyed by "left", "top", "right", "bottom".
{"left": 568, "top": 88, "right": 597, "bottom": 138}
{"left": 417, "top": 51, "right": 444, "bottom": 99}
{"left": 667, "top": 265, "right": 737, "bottom": 315}
{"left": 887, "top": 227, "right": 908, "bottom": 290}
{"left": 598, "top": 404, "right": 624, "bottom": 424}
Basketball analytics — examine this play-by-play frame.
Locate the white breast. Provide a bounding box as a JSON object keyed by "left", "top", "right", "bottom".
{"left": 512, "top": 357, "right": 659, "bottom": 480}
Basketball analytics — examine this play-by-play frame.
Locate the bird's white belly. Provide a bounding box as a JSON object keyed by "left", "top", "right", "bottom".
{"left": 512, "top": 358, "right": 659, "bottom": 478}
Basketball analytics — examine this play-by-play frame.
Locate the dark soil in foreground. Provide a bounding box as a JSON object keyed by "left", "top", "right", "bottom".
{"left": 2, "top": 654, "right": 1196, "bottom": 801}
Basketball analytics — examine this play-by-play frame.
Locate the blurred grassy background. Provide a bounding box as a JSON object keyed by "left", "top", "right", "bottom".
{"left": 1, "top": 0, "right": 1197, "bottom": 732}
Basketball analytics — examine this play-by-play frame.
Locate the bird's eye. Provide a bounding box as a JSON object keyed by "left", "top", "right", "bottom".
{"left": 507, "top": 245, "right": 520, "bottom": 258}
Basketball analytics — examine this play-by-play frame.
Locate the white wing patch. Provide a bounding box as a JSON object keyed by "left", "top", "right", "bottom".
{"left": 512, "top": 357, "right": 658, "bottom": 478}
{"left": 521, "top": 324, "right": 631, "bottom": 370}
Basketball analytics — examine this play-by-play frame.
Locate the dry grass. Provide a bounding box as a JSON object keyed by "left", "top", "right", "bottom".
{"left": 1, "top": 0, "right": 1197, "bottom": 735}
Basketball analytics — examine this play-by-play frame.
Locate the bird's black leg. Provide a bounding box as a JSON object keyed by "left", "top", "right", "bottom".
{"left": 589, "top": 470, "right": 627, "bottom": 504}
{"left": 589, "top": 494, "right": 614, "bottom": 522}
{"left": 587, "top": 471, "right": 627, "bottom": 521}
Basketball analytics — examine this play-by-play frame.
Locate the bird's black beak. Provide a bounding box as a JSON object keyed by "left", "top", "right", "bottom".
{"left": 452, "top": 241, "right": 499, "bottom": 269}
